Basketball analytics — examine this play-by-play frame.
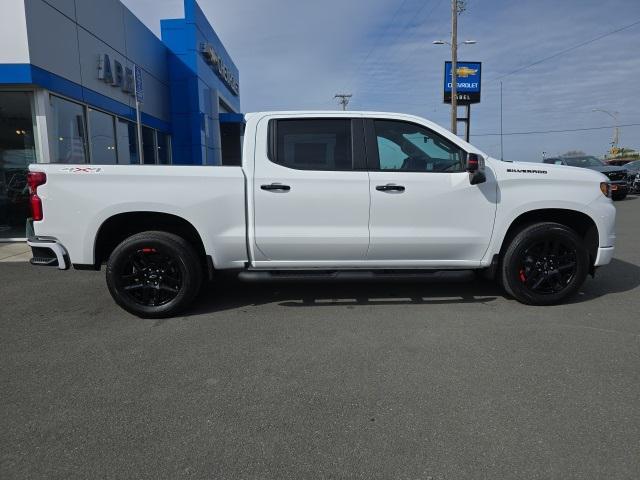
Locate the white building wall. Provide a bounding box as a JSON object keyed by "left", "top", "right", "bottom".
{"left": 0, "top": 0, "right": 30, "bottom": 64}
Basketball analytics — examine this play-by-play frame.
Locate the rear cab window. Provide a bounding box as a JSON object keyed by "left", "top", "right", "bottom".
{"left": 267, "top": 119, "right": 355, "bottom": 171}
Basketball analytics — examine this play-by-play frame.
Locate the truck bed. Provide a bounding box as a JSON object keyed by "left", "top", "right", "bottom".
{"left": 30, "top": 164, "right": 248, "bottom": 269}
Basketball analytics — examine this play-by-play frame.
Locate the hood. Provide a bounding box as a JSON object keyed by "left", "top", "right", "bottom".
{"left": 490, "top": 158, "right": 608, "bottom": 183}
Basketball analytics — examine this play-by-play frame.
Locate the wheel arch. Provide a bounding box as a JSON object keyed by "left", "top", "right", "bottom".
{"left": 93, "top": 211, "right": 209, "bottom": 270}
{"left": 498, "top": 208, "right": 599, "bottom": 266}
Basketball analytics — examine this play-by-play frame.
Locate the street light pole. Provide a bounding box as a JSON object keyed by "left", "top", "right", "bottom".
{"left": 450, "top": 0, "right": 458, "bottom": 134}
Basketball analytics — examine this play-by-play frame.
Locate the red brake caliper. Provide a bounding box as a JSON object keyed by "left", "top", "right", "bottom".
{"left": 519, "top": 269, "right": 527, "bottom": 282}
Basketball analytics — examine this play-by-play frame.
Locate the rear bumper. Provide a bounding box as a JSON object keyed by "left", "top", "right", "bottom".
{"left": 594, "top": 246, "right": 614, "bottom": 267}
{"left": 27, "top": 236, "right": 70, "bottom": 270}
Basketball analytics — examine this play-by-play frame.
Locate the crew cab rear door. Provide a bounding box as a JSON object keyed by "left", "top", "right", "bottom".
{"left": 251, "top": 116, "right": 370, "bottom": 266}
{"left": 364, "top": 118, "right": 497, "bottom": 266}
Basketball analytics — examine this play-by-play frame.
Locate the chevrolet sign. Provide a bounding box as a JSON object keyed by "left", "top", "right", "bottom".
{"left": 200, "top": 43, "right": 239, "bottom": 96}
{"left": 443, "top": 61, "right": 482, "bottom": 105}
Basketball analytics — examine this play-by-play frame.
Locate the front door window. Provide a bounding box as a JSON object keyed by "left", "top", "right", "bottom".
{"left": 0, "top": 92, "right": 36, "bottom": 239}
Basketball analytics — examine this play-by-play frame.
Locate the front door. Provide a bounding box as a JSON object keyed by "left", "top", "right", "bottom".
{"left": 252, "top": 117, "right": 370, "bottom": 265}
{"left": 365, "top": 118, "right": 497, "bottom": 266}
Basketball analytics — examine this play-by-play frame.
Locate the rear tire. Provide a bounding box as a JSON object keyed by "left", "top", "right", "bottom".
{"left": 500, "top": 222, "right": 589, "bottom": 305}
{"left": 106, "top": 231, "right": 203, "bottom": 318}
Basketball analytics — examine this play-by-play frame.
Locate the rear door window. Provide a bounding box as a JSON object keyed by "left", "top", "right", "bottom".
{"left": 269, "top": 119, "right": 353, "bottom": 171}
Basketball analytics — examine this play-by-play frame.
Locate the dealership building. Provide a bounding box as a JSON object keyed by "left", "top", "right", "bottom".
{"left": 0, "top": 0, "right": 241, "bottom": 240}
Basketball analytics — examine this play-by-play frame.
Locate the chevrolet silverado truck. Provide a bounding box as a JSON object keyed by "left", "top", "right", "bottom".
{"left": 26, "top": 111, "right": 616, "bottom": 317}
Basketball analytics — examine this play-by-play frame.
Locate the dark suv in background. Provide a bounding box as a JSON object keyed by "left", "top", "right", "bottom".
{"left": 544, "top": 155, "right": 629, "bottom": 200}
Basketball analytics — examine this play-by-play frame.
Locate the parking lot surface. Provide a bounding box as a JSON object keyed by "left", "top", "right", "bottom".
{"left": 1, "top": 198, "right": 639, "bottom": 479}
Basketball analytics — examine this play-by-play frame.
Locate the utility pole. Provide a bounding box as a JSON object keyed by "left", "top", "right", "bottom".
{"left": 450, "top": 0, "right": 458, "bottom": 134}
{"left": 433, "top": 1, "right": 472, "bottom": 137}
{"left": 334, "top": 93, "right": 352, "bottom": 111}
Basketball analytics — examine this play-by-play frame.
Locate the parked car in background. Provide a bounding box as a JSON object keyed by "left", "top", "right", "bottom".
{"left": 543, "top": 155, "right": 629, "bottom": 200}
{"left": 624, "top": 160, "right": 640, "bottom": 193}
{"left": 632, "top": 173, "right": 640, "bottom": 194}
{"left": 605, "top": 158, "right": 634, "bottom": 167}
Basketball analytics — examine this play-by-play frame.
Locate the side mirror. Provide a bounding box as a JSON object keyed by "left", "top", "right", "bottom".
{"left": 466, "top": 153, "right": 481, "bottom": 172}
{"left": 466, "top": 153, "right": 486, "bottom": 185}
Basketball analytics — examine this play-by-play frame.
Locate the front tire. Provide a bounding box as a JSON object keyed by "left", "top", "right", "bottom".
{"left": 106, "top": 231, "right": 203, "bottom": 318}
{"left": 500, "top": 223, "right": 589, "bottom": 305}
{"left": 612, "top": 192, "right": 627, "bottom": 201}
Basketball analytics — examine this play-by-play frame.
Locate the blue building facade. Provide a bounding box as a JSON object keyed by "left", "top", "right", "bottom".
{"left": 162, "top": 1, "right": 241, "bottom": 165}
{"left": 0, "top": 0, "right": 240, "bottom": 239}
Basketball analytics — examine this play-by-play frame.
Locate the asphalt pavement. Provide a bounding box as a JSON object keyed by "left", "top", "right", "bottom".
{"left": 1, "top": 198, "right": 639, "bottom": 479}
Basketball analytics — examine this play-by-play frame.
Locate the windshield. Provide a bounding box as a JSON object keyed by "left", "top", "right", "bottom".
{"left": 563, "top": 156, "right": 604, "bottom": 168}
{"left": 624, "top": 160, "right": 640, "bottom": 172}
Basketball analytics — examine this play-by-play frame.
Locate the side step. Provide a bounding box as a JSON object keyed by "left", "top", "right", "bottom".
{"left": 27, "top": 237, "right": 70, "bottom": 270}
{"left": 30, "top": 253, "right": 59, "bottom": 267}
{"left": 237, "top": 269, "right": 473, "bottom": 283}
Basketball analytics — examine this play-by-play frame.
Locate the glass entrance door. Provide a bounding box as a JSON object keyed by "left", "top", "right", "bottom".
{"left": 0, "top": 92, "right": 36, "bottom": 240}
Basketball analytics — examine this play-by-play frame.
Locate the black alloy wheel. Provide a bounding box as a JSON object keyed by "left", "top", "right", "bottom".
{"left": 119, "top": 247, "right": 183, "bottom": 307}
{"left": 501, "top": 222, "right": 589, "bottom": 305}
{"left": 106, "top": 231, "right": 203, "bottom": 318}
{"left": 517, "top": 238, "right": 578, "bottom": 295}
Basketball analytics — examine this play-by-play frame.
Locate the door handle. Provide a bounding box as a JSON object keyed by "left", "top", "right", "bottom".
{"left": 261, "top": 183, "right": 291, "bottom": 192}
{"left": 376, "top": 184, "right": 405, "bottom": 192}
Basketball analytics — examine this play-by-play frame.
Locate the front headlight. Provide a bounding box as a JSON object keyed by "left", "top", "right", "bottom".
{"left": 600, "top": 182, "right": 611, "bottom": 197}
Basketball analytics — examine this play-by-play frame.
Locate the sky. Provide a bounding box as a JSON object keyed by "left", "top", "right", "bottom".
{"left": 120, "top": 0, "right": 640, "bottom": 162}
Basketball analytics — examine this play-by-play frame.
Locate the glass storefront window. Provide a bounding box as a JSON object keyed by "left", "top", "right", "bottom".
{"left": 0, "top": 92, "right": 36, "bottom": 239}
{"left": 49, "top": 95, "right": 87, "bottom": 164}
{"left": 157, "top": 131, "right": 171, "bottom": 164}
{"left": 141, "top": 126, "right": 156, "bottom": 164}
{"left": 116, "top": 119, "right": 139, "bottom": 164}
{"left": 88, "top": 108, "right": 117, "bottom": 164}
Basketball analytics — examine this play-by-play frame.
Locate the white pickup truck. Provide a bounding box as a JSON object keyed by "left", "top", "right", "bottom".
{"left": 26, "top": 111, "right": 616, "bottom": 317}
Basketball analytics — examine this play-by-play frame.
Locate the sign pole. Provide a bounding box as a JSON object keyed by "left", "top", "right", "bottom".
{"left": 134, "top": 65, "right": 144, "bottom": 164}
{"left": 465, "top": 104, "right": 471, "bottom": 142}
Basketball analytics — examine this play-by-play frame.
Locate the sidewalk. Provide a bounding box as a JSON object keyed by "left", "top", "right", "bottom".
{"left": 0, "top": 242, "right": 30, "bottom": 262}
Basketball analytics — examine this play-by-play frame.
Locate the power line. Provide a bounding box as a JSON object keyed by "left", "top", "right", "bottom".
{"left": 377, "top": 0, "right": 445, "bottom": 67}
{"left": 347, "top": 0, "right": 444, "bottom": 97}
{"left": 356, "top": 16, "right": 640, "bottom": 103}
{"left": 489, "top": 19, "right": 640, "bottom": 82}
{"left": 342, "top": 0, "right": 413, "bottom": 91}
{"left": 471, "top": 123, "right": 640, "bottom": 137}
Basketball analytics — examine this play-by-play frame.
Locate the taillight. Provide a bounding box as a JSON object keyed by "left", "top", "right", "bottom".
{"left": 27, "top": 171, "right": 46, "bottom": 221}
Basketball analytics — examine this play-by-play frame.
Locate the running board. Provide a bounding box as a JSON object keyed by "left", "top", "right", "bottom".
{"left": 237, "top": 269, "right": 473, "bottom": 283}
